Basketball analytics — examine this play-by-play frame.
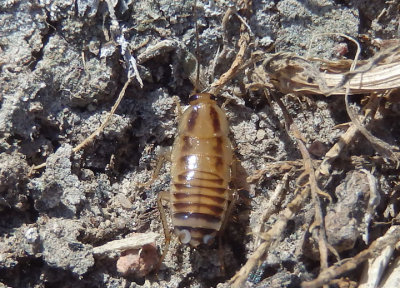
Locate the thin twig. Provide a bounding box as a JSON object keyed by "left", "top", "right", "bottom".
{"left": 209, "top": 7, "right": 251, "bottom": 95}
{"left": 254, "top": 173, "right": 289, "bottom": 249}
{"left": 342, "top": 35, "right": 399, "bottom": 163}
{"left": 229, "top": 186, "right": 311, "bottom": 287}
{"left": 318, "top": 92, "right": 381, "bottom": 176}
{"left": 273, "top": 93, "right": 331, "bottom": 278}
{"left": 301, "top": 226, "right": 400, "bottom": 288}
{"left": 73, "top": 78, "right": 132, "bottom": 152}
{"left": 30, "top": 78, "right": 132, "bottom": 172}
{"left": 262, "top": 45, "right": 400, "bottom": 95}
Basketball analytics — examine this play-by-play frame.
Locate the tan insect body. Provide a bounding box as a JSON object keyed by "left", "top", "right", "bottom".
{"left": 170, "top": 93, "right": 233, "bottom": 247}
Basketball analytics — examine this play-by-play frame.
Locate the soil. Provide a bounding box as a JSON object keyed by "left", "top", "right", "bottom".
{"left": 1, "top": 0, "right": 399, "bottom": 287}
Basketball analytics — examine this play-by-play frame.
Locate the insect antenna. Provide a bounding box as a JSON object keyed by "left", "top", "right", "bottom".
{"left": 193, "top": 0, "right": 201, "bottom": 94}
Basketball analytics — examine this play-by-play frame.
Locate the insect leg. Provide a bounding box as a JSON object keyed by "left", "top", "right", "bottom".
{"left": 138, "top": 149, "right": 171, "bottom": 188}
{"left": 172, "top": 95, "right": 183, "bottom": 119}
{"left": 157, "top": 190, "right": 172, "bottom": 268}
{"left": 217, "top": 188, "right": 238, "bottom": 275}
{"left": 218, "top": 158, "right": 240, "bottom": 274}
{"left": 220, "top": 157, "right": 240, "bottom": 233}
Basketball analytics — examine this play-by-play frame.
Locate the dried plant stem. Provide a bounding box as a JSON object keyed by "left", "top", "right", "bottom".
{"left": 263, "top": 45, "right": 400, "bottom": 95}
{"left": 93, "top": 232, "right": 159, "bottom": 256}
{"left": 254, "top": 173, "right": 289, "bottom": 249}
{"left": 273, "top": 93, "right": 331, "bottom": 277}
{"left": 30, "top": 78, "right": 132, "bottom": 173}
{"left": 209, "top": 5, "right": 251, "bottom": 95}
{"left": 73, "top": 78, "right": 132, "bottom": 153}
{"left": 301, "top": 226, "right": 400, "bottom": 288}
{"left": 229, "top": 87, "right": 333, "bottom": 286}
{"left": 319, "top": 93, "right": 381, "bottom": 175}
{"left": 229, "top": 186, "right": 310, "bottom": 287}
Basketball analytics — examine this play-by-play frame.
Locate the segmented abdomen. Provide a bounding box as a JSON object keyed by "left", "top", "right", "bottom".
{"left": 170, "top": 100, "right": 232, "bottom": 247}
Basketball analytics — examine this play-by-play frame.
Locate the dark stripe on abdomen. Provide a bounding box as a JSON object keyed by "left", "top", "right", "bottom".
{"left": 173, "top": 202, "right": 224, "bottom": 215}
{"left": 177, "top": 174, "right": 224, "bottom": 184}
{"left": 173, "top": 183, "right": 226, "bottom": 194}
{"left": 209, "top": 106, "right": 221, "bottom": 133}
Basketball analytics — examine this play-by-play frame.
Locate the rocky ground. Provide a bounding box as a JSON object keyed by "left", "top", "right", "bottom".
{"left": 1, "top": 0, "right": 399, "bottom": 287}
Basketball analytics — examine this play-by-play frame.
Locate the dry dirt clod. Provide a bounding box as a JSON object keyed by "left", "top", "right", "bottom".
{"left": 324, "top": 170, "right": 372, "bottom": 253}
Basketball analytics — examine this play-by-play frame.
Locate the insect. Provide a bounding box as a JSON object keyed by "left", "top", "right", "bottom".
{"left": 167, "top": 92, "right": 234, "bottom": 247}
{"left": 156, "top": 91, "right": 235, "bottom": 263}
{"left": 155, "top": 2, "right": 237, "bottom": 262}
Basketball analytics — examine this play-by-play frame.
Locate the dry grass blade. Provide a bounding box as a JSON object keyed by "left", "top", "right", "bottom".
{"left": 246, "top": 160, "right": 304, "bottom": 184}
{"left": 273, "top": 93, "right": 331, "bottom": 276}
{"left": 360, "top": 169, "right": 380, "bottom": 245}
{"left": 137, "top": 40, "right": 181, "bottom": 64}
{"left": 209, "top": 32, "right": 249, "bottom": 95}
{"left": 319, "top": 92, "right": 381, "bottom": 175}
{"left": 253, "top": 173, "right": 289, "bottom": 249}
{"left": 229, "top": 88, "right": 332, "bottom": 287}
{"left": 263, "top": 45, "right": 400, "bottom": 95}
{"left": 228, "top": 186, "right": 310, "bottom": 287}
{"left": 341, "top": 36, "right": 399, "bottom": 163}
{"left": 209, "top": 5, "right": 251, "bottom": 95}
{"left": 318, "top": 124, "right": 358, "bottom": 176}
{"left": 72, "top": 78, "right": 132, "bottom": 153}
{"left": 358, "top": 244, "right": 394, "bottom": 288}
{"left": 301, "top": 226, "right": 400, "bottom": 288}
{"left": 345, "top": 91, "right": 398, "bottom": 162}
{"left": 29, "top": 78, "right": 132, "bottom": 173}
{"left": 93, "top": 232, "right": 159, "bottom": 256}
{"left": 380, "top": 255, "right": 400, "bottom": 288}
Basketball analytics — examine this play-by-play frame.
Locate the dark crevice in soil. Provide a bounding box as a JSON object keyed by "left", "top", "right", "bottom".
{"left": 0, "top": 257, "right": 45, "bottom": 288}
{"left": 28, "top": 12, "right": 57, "bottom": 71}
{"left": 0, "top": 202, "right": 38, "bottom": 234}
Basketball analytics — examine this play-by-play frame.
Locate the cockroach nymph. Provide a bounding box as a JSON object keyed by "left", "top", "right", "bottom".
{"left": 154, "top": 1, "right": 236, "bottom": 264}
{"left": 167, "top": 92, "right": 233, "bottom": 247}
{"left": 156, "top": 89, "right": 235, "bottom": 262}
